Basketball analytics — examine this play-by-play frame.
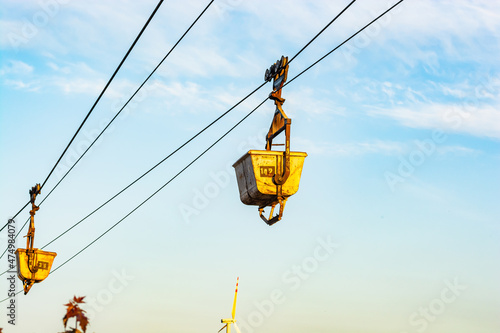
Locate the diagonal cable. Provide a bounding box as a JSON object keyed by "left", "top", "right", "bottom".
{"left": 0, "top": 0, "right": 404, "bottom": 286}
{"left": 0, "top": 0, "right": 405, "bottom": 280}
{"left": 1, "top": 0, "right": 166, "bottom": 232}
{"left": 48, "top": 98, "right": 267, "bottom": 275}
{"left": 30, "top": 0, "right": 408, "bottom": 278}
{"left": 285, "top": 0, "right": 405, "bottom": 88}
{"left": 21, "top": 0, "right": 359, "bottom": 254}
{"left": 40, "top": 82, "right": 265, "bottom": 250}
{"left": 288, "top": 0, "right": 357, "bottom": 64}
{"left": 0, "top": 0, "right": 215, "bottom": 259}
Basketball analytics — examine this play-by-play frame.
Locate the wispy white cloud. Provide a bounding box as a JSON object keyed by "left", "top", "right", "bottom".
{"left": 436, "top": 145, "right": 479, "bottom": 156}
{"left": 145, "top": 79, "right": 266, "bottom": 116}
{"left": 1, "top": 58, "right": 109, "bottom": 94}
{"left": 51, "top": 76, "right": 106, "bottom": 95}
{"left": 294, "top": 138, "right": 406, "bottom": 157}
{"left": 3, "top": 79, "right": 40, "bottom": 91}
{"left": 46, "top": 62, "right": 71, "bottom": 74}
{"left": 353, "top": 69, "right": 500, "bottom": 140}
{"left": 157, "top": 44, "right": 241, "bottom": 79}
{"left": 376, "top": 0, "right": 500, "bottom": 64}
{"left": 1, "top": 60, "right": 38, "bottom": 91}
{"left": 1, "top": 0, "right": 499, "bottom": 143}
{"left": 440, "top": 85, "right": 467, "bottom": 99}
{"left": 287, "top": 86, "right": 345, "bottom": 117}
{"left": 369, "top": 103, "right": 500, "bottom": 139}
{"left": 294, "top": 137, "right": 481, "bottom": 159}
{"left": 0, "top": 59, "right": 33, "bottom": 75}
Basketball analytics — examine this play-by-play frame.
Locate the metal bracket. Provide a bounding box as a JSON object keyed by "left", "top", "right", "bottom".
{"left": 265, "top": 56, "right": 291, "bottom": 186}
{"left": 258, "top": 197, "right": 288, "bottom": 226}
{"left": 260, "top": 56, "right": 292, "bottom": 225}
{"left": 23, "top": 184, "right": 41, "bottom": 293}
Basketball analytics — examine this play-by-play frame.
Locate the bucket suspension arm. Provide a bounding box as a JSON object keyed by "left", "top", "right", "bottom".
{"left": 15, "top": 183, "right": 57, "bottom": 295}
{"left": 260, "top": 56, "right": 291, "bottom": 225}
{"left": 23, "top": 184, "right": 41, "bottom": 293}
{"left": 265, "top": 56, "right": 291, "bottom": 185}
{"left": 26, "top": 184, "right": 40, "bottom": 252}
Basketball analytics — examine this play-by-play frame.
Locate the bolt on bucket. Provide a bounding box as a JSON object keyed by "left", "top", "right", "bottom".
{"left": 233, "top": 150, "right": 307, "bottom": 207}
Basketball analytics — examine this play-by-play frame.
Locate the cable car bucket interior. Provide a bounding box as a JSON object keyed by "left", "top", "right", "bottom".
{"left": 15, "top": 184, "right": 57, "bottom": 294}
{"left": 233, "top": 56, "right": 307, "bottom": 225}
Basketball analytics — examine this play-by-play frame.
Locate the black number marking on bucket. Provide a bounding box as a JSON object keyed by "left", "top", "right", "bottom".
{"left": 37, "top": 261, "right": 49, "bottom": 270}
{"left": 260, "top": 166, "right": 275, "bottom": 177}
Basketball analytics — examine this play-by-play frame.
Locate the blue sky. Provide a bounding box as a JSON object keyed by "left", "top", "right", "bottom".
{"left": 0, "top": 0, "right": 499, "bottom": 332}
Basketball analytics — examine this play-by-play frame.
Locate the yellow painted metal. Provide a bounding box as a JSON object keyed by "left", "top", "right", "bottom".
{"left": 15, "top": 248, "right": 57, "bottom": 285}
{"left": 219, "top": 278, "right": 240, "bottom": 333}
{"left": 233, "top": 150, "right": 307, "bottom": 207}
{"left": 233, "top": 55, "right": 306, "bottom": 225}
{"left": 231, "top": 277, "right": 239, "bottom": 319}
{"left": 15, "top": 184, "right": 57, "bottom": 294}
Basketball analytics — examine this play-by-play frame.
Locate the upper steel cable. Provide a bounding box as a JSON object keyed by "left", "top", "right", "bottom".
{"left": 288, "top": 0, "right": 357, "bottom": 64}
{"left": 49, "top": 98, "right": 268, "bottom": 276}
{"left": 286, "top": 0, "right": 405, "bottom": 88}
{"left": 0, "top": 0, "right": 215, "bottom": 257}
{"left": 0, "top": 0, "right": 166, "bottom": 232}
{"left": 0, "top": 0, "right": 406, "bottom": 283}
{"left": 0, "top": 99, "right": 267, "bottom": 299}
{"left": 29, "top": 0, "right": 407, "bottom": 279}
{"left": 1, "top": 0, "right": 351, "bottom": 259}
{"left": 40, "top": 0, "right": 166, "bottom": 191}
{"left": 13, "top": 0, "right": 358, "bottom": 255}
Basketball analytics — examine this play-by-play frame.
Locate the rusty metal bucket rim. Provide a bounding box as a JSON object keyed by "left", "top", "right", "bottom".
{"left": 232, "top": 150, "right": 307, "bottom": 167}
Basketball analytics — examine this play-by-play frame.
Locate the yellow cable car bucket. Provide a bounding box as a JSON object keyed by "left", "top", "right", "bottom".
{"left": 233, "top": 56, "right": 307, "bottom": 225}
{"left": 15, "top": 248, "right": 56, "bottom": 289}
{"left": 233, "top": 150, "right": 307, "bottom": 206}
{"left": 16, "top": 184, "right": 57, "bottom": 294}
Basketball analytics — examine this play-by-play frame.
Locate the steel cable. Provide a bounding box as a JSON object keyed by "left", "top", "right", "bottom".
{"left": 0, "top": 0, "right": 406, "bottom": 284}
{"left": 37, "top": 0, "right": 407, "bottom": 280}
{"left": 0, "top": 0, "right": 166, "bottom": 232}
{"left": 0, "top": 0, "right": 215, "bottom": 259}
{"left": 15, "top": 0, "right": 360, "bottom": 256}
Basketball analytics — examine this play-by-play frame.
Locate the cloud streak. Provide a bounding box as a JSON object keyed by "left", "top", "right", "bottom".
{"left": 370, "top": 103, "right": 500, "bottom": 139}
